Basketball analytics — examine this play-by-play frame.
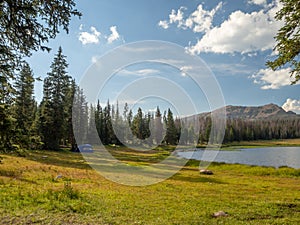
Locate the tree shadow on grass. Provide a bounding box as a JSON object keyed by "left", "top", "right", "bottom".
{"left": 170, "top": 173, "right": 228, "bottom": 184}
{"left": 25, "top": 150, "right": 93, "bottom": 170}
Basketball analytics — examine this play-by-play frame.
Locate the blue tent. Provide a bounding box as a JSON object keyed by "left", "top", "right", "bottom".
{"left": 77, "top": 144, "right": 94, "bottom": 153}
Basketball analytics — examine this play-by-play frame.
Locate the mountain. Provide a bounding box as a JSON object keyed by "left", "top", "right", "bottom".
{"left": 197, "top": 103, "right": 298, "bottom": 120}
{"left": 222, "top": 103, "right": 297, "bottom": 119}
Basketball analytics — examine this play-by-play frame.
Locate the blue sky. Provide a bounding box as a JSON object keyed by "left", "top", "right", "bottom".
{"left": 27, "top": 0, "right": 300, "bottom": 114}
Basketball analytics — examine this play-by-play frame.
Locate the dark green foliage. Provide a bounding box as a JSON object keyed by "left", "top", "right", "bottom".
{"left": 198, "top": 115, "right": 300, "bottom": 144}
{"left": 267, "top": 0, "right": 300, "bottom": 83}
{"left": 39, "top": 47, "right": 72, "bottom": 150}
{"left": 0, "top": 75, "right": 15, "bottom": 151}
{"left": 164, "top": 109, "right": 178, "bottom": 145}
{"left": 13, "top": 63, "right": 36, "bottom": 148}
{"left": 0, "top": 0, "right": 81, "bottom": 80}
{"left": 131, "top": 107, "right": 148, "bottom": 140}
{"left": 92, "top": 102, "right": 182, "bottom": 146}
{"left": 72, "top": 85, "right": 88, "bottom": 148}
{"left": 0, "top": 0, "right": 80, "bottom": 152}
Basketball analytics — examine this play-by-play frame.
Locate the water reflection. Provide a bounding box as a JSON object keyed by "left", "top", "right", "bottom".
{"left": 177, "top": 147, "right": 300, "bottom": 168}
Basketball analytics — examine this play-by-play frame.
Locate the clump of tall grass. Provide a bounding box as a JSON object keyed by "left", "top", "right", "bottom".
{"left": 46, "top": 181, "right": 79, "bottom": 201}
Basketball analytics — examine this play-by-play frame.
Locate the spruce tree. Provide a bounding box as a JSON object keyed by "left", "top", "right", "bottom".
{"left": 154, "top": 106, "right": 163, "bottom": 145}
{"left": 14, "top": 63, "right": 36, "bottom": 148}
{"left": 132, "top": 107, "right": 144, "bottom": 140}
{"left": 164, "top": 108, "right": 178, "bottom": 145}
{"left": 0, "top": 74, "right": 15, "bottom": 151}
{"left": 72, "top": 86, "right": 88, "bottom": 147}
{"left": 40, "top": 47, "right": 71, "bottom": 150}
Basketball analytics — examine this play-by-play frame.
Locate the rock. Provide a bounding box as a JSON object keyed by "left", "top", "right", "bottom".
{"left": 200, "top": 169, "right": 213, "bottom": 175}
{"left": 55, "top": 174, "right": 63, "bottom": 180}
{"left": 212, "top": 211, "right": 228, "bottom": 218}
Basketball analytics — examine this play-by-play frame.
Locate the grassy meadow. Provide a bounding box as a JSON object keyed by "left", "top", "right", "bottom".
{"left": 0, "top": 142, "right": 300, "bottom": 224}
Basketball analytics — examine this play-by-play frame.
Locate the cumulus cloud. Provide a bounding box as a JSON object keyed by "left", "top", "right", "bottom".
{"left": 78, "top": 26, "right": 101, "bottom": 45}
{"left": 187, "top": 1, "right": 283, "bottom": 55}
{"left": 169, "top": 7, "right": 186, "bottom": 27}
{"left": 158, "top": 20, "right": 169, "bottom": 29}
{"left": 188, "top": 2, "right": 282, "bottom": 54}
{"left": 107, "top": 26, "right": 120, "bottom": 44}
{"left": 189, "top": 2, "right": 223, "bottom": 33}
{"left": 251, "top": 68, "right": 295, "bottom": 89}
{"left": 282, "top": 99, "right": 300, "bottom": 114}
{"left": 158, "top": 3, "right": 222, "bottom": 33}
{"left": 248, "top": 0, "right": 267, "bottom": 5}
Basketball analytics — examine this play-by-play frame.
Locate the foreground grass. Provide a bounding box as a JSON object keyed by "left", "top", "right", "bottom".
{"left": 0, "top": 149, "right": 300, "bottom": 224}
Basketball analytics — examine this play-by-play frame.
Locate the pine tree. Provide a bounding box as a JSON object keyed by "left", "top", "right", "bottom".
{"left": 14, "top": 63, "right": 36, "bottom": 148}
{"left": 164, "top": 108, "right": 177, "bottom": 145}
{"left": 0, "top": 78, "right": 15, "bottom": 151}
{"left": 72, "top": 86, "right": 88, "bottom": 147}
{"left": 132, "top": 107, "right": 144, "bottom": 140}
{"left": 39, "top": 47, "right": 71, "bottom": 150}
{"left": 154, "top": 106, "right": 163, "bottom": 145}
{"left": 66, "top": 79, "right": 77, "bottom": 150}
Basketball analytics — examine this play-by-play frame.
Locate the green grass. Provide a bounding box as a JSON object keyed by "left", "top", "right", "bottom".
{"left": 0, "top": 148, "right": 300, "bottom": 224}
{"left": 221, "top": 139, "right": 300, "bottom": 148}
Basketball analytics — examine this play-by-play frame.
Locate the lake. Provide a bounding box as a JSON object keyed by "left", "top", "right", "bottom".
{"left": 177, "top": 147, "right": 300, "bottom": 169}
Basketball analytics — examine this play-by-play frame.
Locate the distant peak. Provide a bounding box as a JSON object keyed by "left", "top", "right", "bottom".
{"left": 212, "top": 103, "right": 297, "bottom": 119}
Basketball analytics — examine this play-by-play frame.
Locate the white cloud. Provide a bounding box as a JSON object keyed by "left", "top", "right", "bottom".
{"left": 189, "top": 2, "right": 223, "bottom": 33}
{"left": 251, "top": 68, "right": 295, "bottom": 89}
{"left": 180, "top": 66, "right": 193, "bottom": 77}
{"left": 158, "top": 20, "right": 169, "bottom": 29}
{"left": 169, "top": 7, "right": 186, "bottom": 27}
{"left": 158, "top": 3, "right": 222, "bottom": 33}
{"left": 78, "top": 26, "right": 101, "bottom": 45}
{"left": 186, "top": 0, "right": 283, "bottom": 55}
{"left": 107, "top": 26, "right": 120, "bottom": 44}
{"left": 120, "top": 69, "right": 160, "bottom": 77}
{"left": 248, "top": 0, "right": 267, "bottom": 6}
{"left": 282, "top": 98, "right": 300, "bottom": 114}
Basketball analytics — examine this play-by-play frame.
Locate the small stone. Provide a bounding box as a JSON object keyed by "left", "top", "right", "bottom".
{"left": 55, "top": 174, "right": 63, "bottom": 180}
{"left": 212, "top": 211, "right": 228, "bottom": 218}
{"left": 200, "top": 169, "right": 213, "bottom": 175}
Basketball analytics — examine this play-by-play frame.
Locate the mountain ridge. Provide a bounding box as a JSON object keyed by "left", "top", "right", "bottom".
{"left": 198, "top": 103, "right": 298, "bottom": 120}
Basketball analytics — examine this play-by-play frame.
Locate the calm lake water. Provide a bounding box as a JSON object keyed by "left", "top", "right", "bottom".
{"left": 177, "top": 147, "right": 300, "bottom": 169}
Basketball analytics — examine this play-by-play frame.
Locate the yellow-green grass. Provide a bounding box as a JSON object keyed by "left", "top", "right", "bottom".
{"left": 194, "top": 138, "right": 300, "bottom": 150}
{"left": 0, "top": 149, "right": 300, "bottom": 224}
{"left": 222, "top": 139, "right": 300, "bottom": 148}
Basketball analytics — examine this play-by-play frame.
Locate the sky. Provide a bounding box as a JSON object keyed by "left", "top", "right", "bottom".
{"left": 26, "top": 0, "right": 300, "bottom": 114}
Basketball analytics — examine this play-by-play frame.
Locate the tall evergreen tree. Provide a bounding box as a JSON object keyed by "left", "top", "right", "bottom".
{"left": 164, "top": 108, "right": 177, "bottom": 145}
{"left": 14, "top": 63, "right": 36, "bottom": 148}
{"left": 154, "top": 106, "right": 163, "bottom": 145}
{"left": 72, "top": 86, "right": 88, "bottom": 147}
{"left": 39, "top": 47, "right": 71, "bottom": 150}
{"left": 66, "top": 79, "right": 77, "bottom": 150}
{"left": 0, "top": 76, "right": 14, "bottom": 151}
{"left": 131, "top": 107, "right": 144, "bottom": 140}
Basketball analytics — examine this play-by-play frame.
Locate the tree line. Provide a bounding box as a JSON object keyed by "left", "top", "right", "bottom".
{"left": 0, "top": 47, "right": 77, "bottom": 151}
{"left": 1, "top": 0, "right": 300, "bottom": 152}
{"left": 0, "top": 43, "right": 300, "bottom": 151}
{"left": 197, "top": 116, "right": 300, "bottom": 144}
{"left": 73, "top": 100, "right": 183, "bottom": 147}
{"left": 73, "top": 101, "right": 300, "bottom": 148}
{"left": 1, "top": 46, "right": 300, "bottom": 152}
{"left": 2, "top": 43, "right": 300, "bottom": 152}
